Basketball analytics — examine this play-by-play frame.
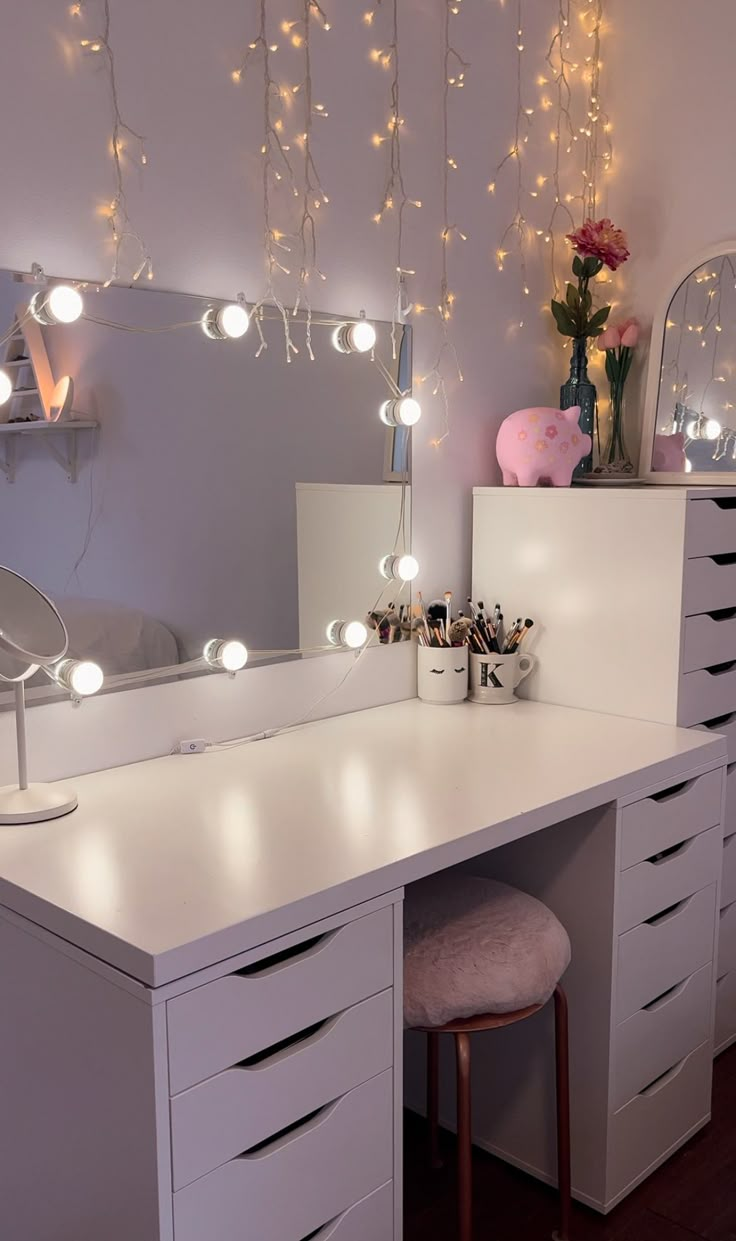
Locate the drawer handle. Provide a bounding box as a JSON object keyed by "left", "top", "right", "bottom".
{"left": 709, "top": 498, "right": 736, "bottom": 511}
{"left": 642, "top": 977, "right": 690, "bottom": 1013}
{"left": 239, "top": 1093, "right": 345, "bottom": 1162}
{"left": 650, "top": 779, "right": 695, "bottom": 804}
{"left": 302, "top": 1202, "right": 369, "bottom": 1241}
{"left": 640, "top": 1056, "right": 689, "bottom": 1097}
{"left": 238, "top": 1011, "right": 342, "bottom": 1072}
{"left": 712, "top": 552, "right": 736, "bottom": 565}
{"left": 720, "top": 900, "right": 736, "bottom": 922}
{"left": 706, "top": 607, "right": 736, "bottom": 621}
{"left": 703, "top": 660, "right": 736, "bottom": 677}
{"left": 699, "top": 712, "right": 736, "bottom": 730}
{"left": 237, "top": 929, "right": 339, "bottom": 980}
{"left": 647, "top": 837, "right": 697, "bottom": 867}
{"left": 725, "top": 832, "right": 736, "bottom": 848}
{"left": 644, "top": 895, "right": 694, "bottom": 928}
{"left": 717, "top": 972, "right": 729, "bottom": 986}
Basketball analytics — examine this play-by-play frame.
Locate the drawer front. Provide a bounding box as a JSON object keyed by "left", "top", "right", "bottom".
{"left": 684, "top": 555, "right": 736, "bottom": 616}
{"left": 692, "top": 713, "right": 736, "bottom": 762}
{"left": 617, "top": 825, "right": 722, "bottom": 935}
{"left": 683, "top": 612, "right": 736, "bottom": 674}
{"left": 715, "top": 969, "right": 736, "bottom": 1053}
{"left": 608, "top": 1041, "right": 712, "bottom": 1204}
{"left": 717, "top": 900, "right": 736, "bottom": 975}
{"left": 171, "top": 990, "right": 394, "bottom": 1190}
{"left": 616, "top": 884, "right": 717, "bottom": 1023}
{"left": 722, "top": 833, "right": 736, "bottom": 907}
{"left": 613, "top": 963, "right": 713, "bottom": 1112}
{"left": 299, "top": 1183, "right": 393, "bottom": 1241}
{"left": 173, "top": 1070, "right": 394, "bottom": 1241}
{"left": 619, "top": 769, "right": 722, "bottom": 870}
{"left": 679, "top": 664, "right": 736, "bottom": 727}
{"left": 686, "top": 498, "right": 736, "bottom": 558}
{"left": 167, "top": 906, "right": 394, "bottom": 1094}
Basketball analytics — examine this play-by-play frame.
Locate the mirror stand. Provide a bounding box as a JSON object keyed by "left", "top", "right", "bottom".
{"left": 0, "top": 680, "right": 77, "bottom": 824}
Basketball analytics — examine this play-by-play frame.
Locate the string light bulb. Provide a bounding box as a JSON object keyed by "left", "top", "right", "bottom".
{"left": 201, "top": 302, "right": 250, "bottom": 341}
{"left": 380, "top": 396, "right": 422, "bottom": 427}
{"left": 380, "top": 553, "right": 419, "bottom": 582}
{"left": 332, "top": 320, "right": 377, "bottom": 353}
{"left": 327, "top": 619, "right": 369, "bottom": 649}
{"left": 52, "top": 659, "right": 104, "bottom": 697}
{"left": 30, "top": 286, "right": 84, "bottom": 326}
{"left": 203, "top": 639, "right": 249, "bottom": 672}
{"left": 0, "top": 370, "right": 11, "bottom": 405}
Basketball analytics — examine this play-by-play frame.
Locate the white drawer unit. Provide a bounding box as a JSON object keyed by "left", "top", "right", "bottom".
{"left": 717, "top": 900, "right": 736, "bottom": 975}
{"left": 722, "top": 832, "right": 736, "bottom": 906}
{"left": 616, "top": 884, "right": 718, "bottom": 1023}
{"left": 715, "top": 969, "right": 736, "bottom": 1054}
{"left": 473, "top": 484, "right": 736, "bottom": 1051}
{"left": 173, "top": 1070, "right": 394, "bottom": 1241}
{"left": 171, "top": 989, "right": 394, "bottom": 1190}
{"left": 167, "top": 906, "right": 394, "bottom": 1094}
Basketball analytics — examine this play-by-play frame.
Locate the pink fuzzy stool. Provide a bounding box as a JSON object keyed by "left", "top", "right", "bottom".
{"left": 404, "top": 874, "right": 572, "bottom": 1241}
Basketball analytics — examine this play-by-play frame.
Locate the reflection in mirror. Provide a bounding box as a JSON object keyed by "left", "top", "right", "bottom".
{"left": 0, "top": 270, "right": 413, "bottom": 705}
{"left": 653, "top": 254, "right": 736, "bottom": 474}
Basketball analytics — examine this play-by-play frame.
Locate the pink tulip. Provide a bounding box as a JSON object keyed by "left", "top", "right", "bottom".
{"left": 598, "top": 325, "right": 621, "bottom": 351}
{"left": 620, "top": 320, "right": 640, "bottom": 348}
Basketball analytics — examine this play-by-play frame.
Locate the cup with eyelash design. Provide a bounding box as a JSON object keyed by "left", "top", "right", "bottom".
{"left": 417, "top": 644, "right": 468, "bottom": 705}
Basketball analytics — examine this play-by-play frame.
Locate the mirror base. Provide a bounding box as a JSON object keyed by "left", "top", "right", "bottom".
{"left": 0, "top": 783, "right": 78, "bottom": 825}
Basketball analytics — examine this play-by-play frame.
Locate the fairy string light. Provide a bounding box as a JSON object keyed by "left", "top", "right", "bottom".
{"left": 292, "top": 0, "right": 331, "bottom": 360}
{"left": 578, "top": 0, "right": 612, "bottom": 219}
{"left": 543, "top": 0, "right": 578, "bottom": 292}
{"left": 75, "top": 0, "right": 152, "bottom": 284}
{"left": 491, "top": 0, "right": 532, "bottom": 315}
{"left": 234, "top": 0, "right": 298, "bottom": 362}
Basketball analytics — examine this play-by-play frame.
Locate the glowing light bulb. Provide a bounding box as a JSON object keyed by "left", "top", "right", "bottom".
{"left": 380, "top": 396, "right": 422, "bottom": 427}
{"left": 686, "top": 419, "right": 700, "bottom": 438}
{"left": 685, "top": 457, "right": 693, "bottom": 473}
{"left": 0, "top": 370, "right": 12, "bottom": 405}
{"left": 54, "top": 659, "right": 104, "bottom": 697}
{"left": 202, "top": 302, "right": 250, "bottom": 341}
{"left": 327, "top": 620, "right": 369, "bottom": 649}
{"left": 204, "top": 639, "right": 249, "bottom": 672}
{"left": 380, "top": 553, "right": 419, "bottom": 582}
{"left": 332, "top": 320, "right": 377, "bottom": 354}
{"left": 705, "top": 418, "right": 722, "bottom": 441}
{"left": 31, "top": 285, "right": 84, "bottom": 326}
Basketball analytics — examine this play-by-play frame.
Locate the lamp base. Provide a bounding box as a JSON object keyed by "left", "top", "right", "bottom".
{"left": 0, "top": 783, "right": 78, "bottom": 825}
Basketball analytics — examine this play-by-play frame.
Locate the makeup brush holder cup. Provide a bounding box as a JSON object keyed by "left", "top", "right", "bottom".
{"left": 417, "top": 645, "right": 469, "bottom": 705}
{"left": 469, "top": 651, "right": 536, "bottom": 705}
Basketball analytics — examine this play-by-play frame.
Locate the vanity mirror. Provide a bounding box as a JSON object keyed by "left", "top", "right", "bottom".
{"left": 641, "top": 242, "right": 736, "bottom": 482}
{"left": 0, "top": 269, "right": 413, "bottom": 705}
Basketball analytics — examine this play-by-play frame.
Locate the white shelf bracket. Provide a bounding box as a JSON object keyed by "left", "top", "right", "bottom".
{"left": 39, "top": 429, "right": 79, "bottom": 483}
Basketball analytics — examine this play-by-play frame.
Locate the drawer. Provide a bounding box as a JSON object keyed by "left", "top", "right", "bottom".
{"left": 613, "top": 963, "right": 713, "bottom": 1112}
{"left": 686, "top": 497, "right": 736, "bottom": 558}
{"left": 715, "top": 969, "right": 736, "bottom": 1053}
{"left": 692, "top": 712, "right": 736, "bottom": 762}
{"left": 173, "top": 1070, "right": 394, "bottom": 1241}
{"left": 607, "top": 1041, "right": 712, "bottom": 1204}
{"left": 717, "top": 900, "right": 736, "bottom": 974}
{"left": 295, "top": 1183, "right": 393, "bottom": 1241}
{"left": 722, "top": 833, "right": 736, "bottom": 907}
{"left": 684, "top": 554, "right": 736, "bottom": 616}
{"left": 680, "top": 663, "right": 736, "bottom": 727}
{"left": 616, "top": 884, "right": 717, "bottom": 1023}
{"left": 616, "top": 825, "right": 722, "bottom": 935}
{"left": 726, "top": 762, "right": 736, "bottom": 835}
{"left": 683, "top": 611, "right": 736, "bottom": 673}
{"left": 171, "top": 989, "right": 393, "bottom": 1190}
{"left": 619, "top": 768, "right": 722, "bottom": 870}
{"left": 167, "top": 906, "right": 394, "bottom": 1094}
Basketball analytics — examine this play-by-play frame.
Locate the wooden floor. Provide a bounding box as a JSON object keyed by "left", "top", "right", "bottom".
{"left": 404, "top": 1045, "right": 736, "bottom": 1240}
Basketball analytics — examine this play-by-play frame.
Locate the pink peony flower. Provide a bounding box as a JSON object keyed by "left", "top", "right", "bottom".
{"left": 598, "top": 325, "right": 622, "bottom": 351}
{"left": 567, "top": 218, "right": 630, "bottom": 271}
{"left": 620, "top": 320, "right": 640, "bottom": 347}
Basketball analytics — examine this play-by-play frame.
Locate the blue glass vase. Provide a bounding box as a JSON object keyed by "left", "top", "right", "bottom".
{"left": 560, "top": 336, "right": 596, "bottom": 478}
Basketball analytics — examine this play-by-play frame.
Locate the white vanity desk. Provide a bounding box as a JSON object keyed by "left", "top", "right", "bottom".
{"left": 0, "top": 698, "right": 728, "bottom": 1241}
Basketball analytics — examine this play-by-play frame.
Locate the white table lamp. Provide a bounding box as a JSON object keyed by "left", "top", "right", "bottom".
{"left": 0, "top": 567, "right": 78, "bottom": 824}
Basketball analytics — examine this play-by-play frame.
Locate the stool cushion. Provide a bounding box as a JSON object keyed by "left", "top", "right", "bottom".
{"left": 404, "top": 874, "right": 571, "bottom": 1028}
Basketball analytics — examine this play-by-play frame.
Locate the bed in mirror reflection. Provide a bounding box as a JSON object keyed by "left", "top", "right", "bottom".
{"left": 0, "top": 270, "right": 413, "bottom": 706}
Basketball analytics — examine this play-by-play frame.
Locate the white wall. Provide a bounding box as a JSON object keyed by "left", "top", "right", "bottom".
{"left": 0, "top": 0, "right": 593, "bottom": 769}
{"left": 605, "top": 0, "right": 736, "bottom": 462}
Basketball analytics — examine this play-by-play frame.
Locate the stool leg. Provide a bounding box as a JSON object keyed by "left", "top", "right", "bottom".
{"left": 454, "top": 1031, "right": 473, "bottom": 1241}
{"left": 553, "top": 985, "right": 572, "bottom": 1241}
{"left": 427, "top": 1031, "right": 443, "bottom": 1170}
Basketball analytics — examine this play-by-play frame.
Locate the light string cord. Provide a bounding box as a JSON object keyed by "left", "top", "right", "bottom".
{"left": 236, "top": 0, "right": 299, "bottom": 363}
{"left": 74, "top": 0, "right": 152, "bottom": 285}
{"left": 292, "top": 0, "right": 330, "bottom": 360}
{"left": 492, "top": 0, "right": 531, "bottom": 304}
{"left": 544, "top": 0, "right": 577, "bottom": 293}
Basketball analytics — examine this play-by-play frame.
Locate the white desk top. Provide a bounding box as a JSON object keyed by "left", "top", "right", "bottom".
{"left": 0, "top": 699, "right": 724, "bottom": 986}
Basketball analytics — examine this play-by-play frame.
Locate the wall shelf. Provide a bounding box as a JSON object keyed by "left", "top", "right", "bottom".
{"left": 0, "top": 420, "right": 98, "bottom": 483}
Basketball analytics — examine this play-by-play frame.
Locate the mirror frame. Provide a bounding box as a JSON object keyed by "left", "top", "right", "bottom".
{"left": 640, "top": 238, "right": 736, "bottom": 485}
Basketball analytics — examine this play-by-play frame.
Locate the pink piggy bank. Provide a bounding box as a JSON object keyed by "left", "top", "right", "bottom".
{"left": 652, "top": 432, "right": 686, "bottom": 473}
{"left": 496, "top": 405, "right": 591, "bottom": 487}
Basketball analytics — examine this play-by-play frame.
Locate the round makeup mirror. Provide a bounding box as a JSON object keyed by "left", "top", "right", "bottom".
{"left": 0, "top": 567, "right": 77, "bottom": 824}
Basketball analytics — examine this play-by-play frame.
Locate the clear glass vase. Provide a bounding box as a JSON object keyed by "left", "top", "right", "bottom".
{"left": 598, "top": 380, "right": 635, "bottom": 476}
